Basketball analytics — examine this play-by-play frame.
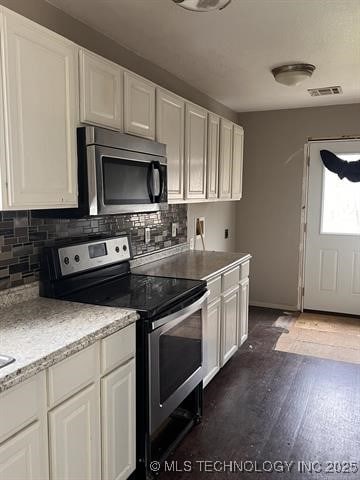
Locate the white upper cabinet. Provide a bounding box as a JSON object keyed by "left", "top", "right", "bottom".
{"left": 0, "top": 9, "right": 78, "bottom": 210}
{"left": 207, "top": 113, "right": 220, "bottom": 199}
{"left": 232, "top": 124, "right": 244, "bottom": 200}
{"left": 185, "top": 103, "right": 207, "bottom": 200}
{"left": 156, "top": 89, "right": 185, "bottom": 200}
{"left": 219, "top": 118, "right": 233, "bottom": 199}
{"left": 124, "top": 71, "right": 155, "bottom": 139}
{"left": 79, "top": 49, "right": 123, "bottom": 130}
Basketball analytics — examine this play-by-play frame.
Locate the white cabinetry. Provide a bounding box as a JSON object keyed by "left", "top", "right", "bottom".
{"left": 156, "top": 89, "right": 185, "bottom": 200}
{"left": 101, "top": 359, "right": 136, "bottom": 480}
{"left": 232, "top": 124, "right": 244, "bottom": 200}
{"left": 221, "top": 286, "right": 239, "bottom": 366}
{"left": 203, "top": 297, "right": 221, "bottom": 387}
{"left": 0, "top": 423, "right": 46, "bottom": 480}
{"left": 0, "top": 9, "right": 78, "bottom": 210}
{"left": 185, "top": 103, "right": 207, "bottom": 200}
{"left": 207, "top": 113, "right": 220, "bottom": 199}
{"left": 79, "top": 49, "right": 123, "bottom": 130}
{"left": 124, "top": 71, "right": 155, "bottom": 139}
{"left": 0, "top": 324, "right": 136, "bottom": 480}
{"left": 219, "top": 119, "right": 233, "bottom": 199}
{"left": 203, "top": 260, "right": 250, "bottom": 387}
{"left": 49, "top": 385, "right": 101, "bottom": 480}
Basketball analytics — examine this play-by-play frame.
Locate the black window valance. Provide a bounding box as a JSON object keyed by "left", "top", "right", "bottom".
{"left": 320, "top": 150, "right": 360, "bottom": 182}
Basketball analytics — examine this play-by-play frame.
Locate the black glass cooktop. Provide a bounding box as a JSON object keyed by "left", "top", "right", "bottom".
{"left": 64, "top": 273, "right": 206, "bottom": 319}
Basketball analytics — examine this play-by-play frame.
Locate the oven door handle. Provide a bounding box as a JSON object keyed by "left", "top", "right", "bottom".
{"left": 151, "top": 291, "right": 210, "bottom": 331}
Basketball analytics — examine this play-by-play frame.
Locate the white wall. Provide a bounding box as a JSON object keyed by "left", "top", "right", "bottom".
{"left": 187, "top": 202, "right": 237, "bottom": 252}
{"left": 237, "top": 103, "right": 360, "bottom": 310}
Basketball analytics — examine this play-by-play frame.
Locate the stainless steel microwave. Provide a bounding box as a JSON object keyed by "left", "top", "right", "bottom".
{"left": 36, "top": 126, "right": 168, "bottom": 218}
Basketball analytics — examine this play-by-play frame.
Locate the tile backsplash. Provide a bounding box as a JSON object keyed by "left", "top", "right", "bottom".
{"left": 0, "top": 205, "right": 187, "bottom": 291}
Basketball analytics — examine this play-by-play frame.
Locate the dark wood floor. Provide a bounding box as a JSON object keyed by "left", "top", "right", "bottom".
{"left": 159, "top": 307, "right": 360, "bottom": 479}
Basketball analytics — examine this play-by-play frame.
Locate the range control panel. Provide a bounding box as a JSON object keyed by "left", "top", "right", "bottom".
{"left": 58, "top": 236, "right": 131, "bottom": 276}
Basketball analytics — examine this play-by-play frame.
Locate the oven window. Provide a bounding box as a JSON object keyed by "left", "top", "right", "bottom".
{"left": 102, "top": 157, "right": 150, "bottom": 204}
{"left": 159, "top": 312, "right": 202, "bottom": 404}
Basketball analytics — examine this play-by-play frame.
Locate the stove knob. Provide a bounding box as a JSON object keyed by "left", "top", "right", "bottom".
{"left": 74, "top": 255, "right": 80, "bottom": 263}
{"left": 64, "top": 257, "right": 70, "bottom": 265}
{"left": 123, "top": 245, "right": 127, "bottom": 252}
{"left": 115, "top": 246, "right": 120, "bottom": 253}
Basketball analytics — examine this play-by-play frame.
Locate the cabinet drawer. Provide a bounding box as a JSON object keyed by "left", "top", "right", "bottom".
{"left": 207, "top": 276, "right": 221, "bottom": 303}
{"left": 47, "top": 343, "right": 99, "bottom": 408}
{"left": 0, "top": 372, "right": 45, "bottom": 443}
{"left": 101, "top": 324, "right": 136, "bottom": 376}
{"left": 222, "top": 266, "right": 240, "bottom": 292}
{"left": 240, "top": 260, "right": 250, "bottom": 280}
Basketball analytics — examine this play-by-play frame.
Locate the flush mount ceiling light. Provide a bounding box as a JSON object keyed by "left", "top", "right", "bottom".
{"left": 172, "top": 0, "right": 232, "bottom": 12}
{"left": 271, "top": 63, "right": 316, "bottom": 87}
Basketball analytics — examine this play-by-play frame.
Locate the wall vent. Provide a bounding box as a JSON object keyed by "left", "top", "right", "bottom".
{"left": 308, "top": 86, "right": 343, "bottom": 97}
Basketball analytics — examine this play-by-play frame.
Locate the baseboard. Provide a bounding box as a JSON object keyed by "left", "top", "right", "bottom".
{"left": 250, "top": 300, "right": 298, "bottom": 311}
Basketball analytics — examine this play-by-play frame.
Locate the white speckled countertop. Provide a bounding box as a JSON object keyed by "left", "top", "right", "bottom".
{"left": 132, "top": 250, "right": 251, "bottom": 281}
{"left": 0, "top": 295, "right": 138, "bottom": 392}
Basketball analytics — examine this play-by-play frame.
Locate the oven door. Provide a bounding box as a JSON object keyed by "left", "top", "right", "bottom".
{"left": 148, "top": 291, "right": 209, "bottom": 434}
{"left": 87, "top": 145, "right": 168, "bottom": 215}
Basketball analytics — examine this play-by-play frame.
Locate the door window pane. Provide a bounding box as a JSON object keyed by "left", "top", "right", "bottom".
{"left": 321, "top": 154, "right": 360, "bottom": 235}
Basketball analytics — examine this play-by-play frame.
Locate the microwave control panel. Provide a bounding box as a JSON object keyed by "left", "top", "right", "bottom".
{"left": 58, "top": 236, "right": 131, "bottom": 276}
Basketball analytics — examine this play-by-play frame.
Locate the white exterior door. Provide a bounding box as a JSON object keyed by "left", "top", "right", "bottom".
{"left": 79, "top": 49, "right": 123, "bottom": 130}
{"left": 304, "top": 140, "right": 360, "bottom": 315}
{"left": 2, "top": 10, "right": 78, "bottom": 209}
{"left": 156, "top": 89, "right": 184, "bottom": 200}
{"left": 49, "top": 384, "right": 101, "bottom": 480}
{"left": 101, "top": 359, "right": 136, "bottom": 480}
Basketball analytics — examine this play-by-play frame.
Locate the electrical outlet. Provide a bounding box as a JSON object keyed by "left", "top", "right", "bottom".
{"left": 172, "top": 223, "right": 177, "bottom": 237}
{"left": 145, "top": 227, "right": 151, "bottom": 244}
{"left": 225, "top": 228, "right": 229, "bottom": 239}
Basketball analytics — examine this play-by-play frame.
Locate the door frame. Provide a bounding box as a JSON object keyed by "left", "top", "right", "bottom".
{"left": 297, "top": 135, "right": 360, "bottom": 312}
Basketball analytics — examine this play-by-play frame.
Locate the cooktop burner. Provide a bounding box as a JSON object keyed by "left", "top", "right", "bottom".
{"left": 64, "top": 273, "right": 205, "bottom": 319}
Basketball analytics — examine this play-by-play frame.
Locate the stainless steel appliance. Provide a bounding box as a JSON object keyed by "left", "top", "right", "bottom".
{"left": 36, "top": 126, "right": 168, "bottom": 217}
{"left": 40, "top": 235, "right": 208, "bottom": 479}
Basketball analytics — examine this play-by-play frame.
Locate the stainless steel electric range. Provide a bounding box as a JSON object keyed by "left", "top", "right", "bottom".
{"left": 40, "top": 235, "right": 208, "bottom": 479}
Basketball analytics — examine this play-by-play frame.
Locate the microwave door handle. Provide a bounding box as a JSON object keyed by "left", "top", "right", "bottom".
{"left": 147, "top": 163, "right": 155, "bottom": 203}
{"left": 153, "top": 162, "right": 164, "bottom": 203}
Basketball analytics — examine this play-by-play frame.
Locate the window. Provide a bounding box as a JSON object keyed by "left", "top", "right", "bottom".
{"left": 321, "top": 153, "right": 360, "bottom": 235}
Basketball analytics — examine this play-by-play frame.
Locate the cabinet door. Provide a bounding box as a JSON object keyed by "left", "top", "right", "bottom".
{"left": 239, "top": 277, "right": 249, "bottom": 346}
{"left": 2, "top": 11, "right": 78, "bottom": 209}
{"left": 124, "top": 71, "right": 155, "bottom": 139}
{"left": 221, "top": 287, "right": 239, "bottom": 366}
{"left": 232, "top": 124, "right": 244, "bottom": 200}
{"left": 49, "top": 384, "right": 101, "bottom": 480}
{"left": 80, "top": 50, "right": 123, "bottom": 130}
{"left": 156, "top": 89, "right": 184, "bottom": 200}
{"left": 101, "top": 359, "right": 136, "bottom": 480}
{"left": 207, "top": 113, "right": 220, "bottom": 199}
{"left": 219, "top": 119, "right": 233, "bottom": 199}
{"left": 203, "top": 297, "right": 221, "bottom": 388}
{"left": 185, "top": 103, "right": 207, "bottom": 199}
{"left": 0, "top": 422, "right": 48, "bottom": 480}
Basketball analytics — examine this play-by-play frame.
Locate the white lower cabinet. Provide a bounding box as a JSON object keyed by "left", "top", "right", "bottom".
{"left": 49, "top": 384, "right": 101, "bottom": 480}
{"left": 0, "top": 422, "right": 47, "bottom": 480}
{"left": 204, "top": 261, "right": 250, "bottom": 387}
{"left": 0, "top": 324, "right": 136, "bottom": 480}
{"left": 239, "top": 277, "right": 249, "bottom": 346}
{"left": 203, "top": 297, "right": 221, "bottom": 388}
{"left": 221, "top": 286, "right": 239, "bottom": 366}
{"left": 101, "top": 359, "right": 136, "bottom": 480}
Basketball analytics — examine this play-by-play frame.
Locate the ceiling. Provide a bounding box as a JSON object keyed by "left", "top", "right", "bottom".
{"left": 47, "top": 0, "right": 360, "bottom": 112}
